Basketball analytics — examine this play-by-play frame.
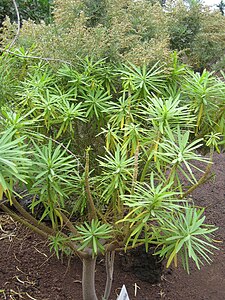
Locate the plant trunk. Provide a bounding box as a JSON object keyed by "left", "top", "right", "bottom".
{"left": 104, "top": 251, "right": 115, "bottom": 300}
{"left": 82, "top": 256, "right": 98, "bottom": 300}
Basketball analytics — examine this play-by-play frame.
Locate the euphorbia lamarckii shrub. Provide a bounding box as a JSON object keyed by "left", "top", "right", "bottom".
{"left": 0, "top": 55, "right": 224, "bottom": 300}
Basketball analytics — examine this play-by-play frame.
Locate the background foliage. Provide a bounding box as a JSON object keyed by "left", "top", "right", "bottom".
{"left": 1, "top": 0, "right": 225, "bottom": 70}
{"left": 0, "top": 0, "right": 53, "bottom": 26}
{"left": 167, "top": 1, "right": 225, "bottom": 70}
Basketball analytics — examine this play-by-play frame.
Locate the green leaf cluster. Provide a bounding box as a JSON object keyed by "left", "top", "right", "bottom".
{"left": 73, "top": 219, "right": 113, "bottom": 256}
{"left": 155, "top": 207, "right": 218, "bottom": 273}
{"left": 0, "top": 53, "right": 223, "bottom": 274}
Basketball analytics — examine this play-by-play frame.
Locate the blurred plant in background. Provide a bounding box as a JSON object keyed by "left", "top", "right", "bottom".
{"left": 2, "top": 0, "right": 225, "bottom": 70}
{"left": 0, "top": 0, "right": 53, "bottom": 26}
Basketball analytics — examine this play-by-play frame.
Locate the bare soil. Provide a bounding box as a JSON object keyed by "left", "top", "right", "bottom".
{"left": 0, "top": 153, "right": 225, "bottom": 300}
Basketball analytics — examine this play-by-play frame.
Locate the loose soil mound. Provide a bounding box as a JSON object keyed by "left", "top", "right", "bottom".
{"left": 0, "top": 153, "right": 224, "bottom": 300}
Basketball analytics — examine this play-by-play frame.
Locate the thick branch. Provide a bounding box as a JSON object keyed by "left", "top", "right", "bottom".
{"left": 60, "top": 211, "right": 78, "bottom": 236}
{"left": 85, "top": 148, "right": 97, "bottom": 221}
{"left": 131, "top": 143, "right": 139, "bottom": 195}
{"left": 10, "top": 195, "right": 55, "bottom": 236}
{"left": 104, "top": 251, "right": 115, "bottom": 300}
{"left": 181, "top": 160, "right": 213, "bottom": 199}
{"left": 82, "top": 256, "right": 98, "bottom": 300}
{"left": 0, "top": 203, "right": 49, "bottom": 239}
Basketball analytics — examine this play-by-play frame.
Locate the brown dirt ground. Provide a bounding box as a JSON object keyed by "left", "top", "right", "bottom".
{"left": 0, "top": 153, "right": 225, "bottom": 300}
